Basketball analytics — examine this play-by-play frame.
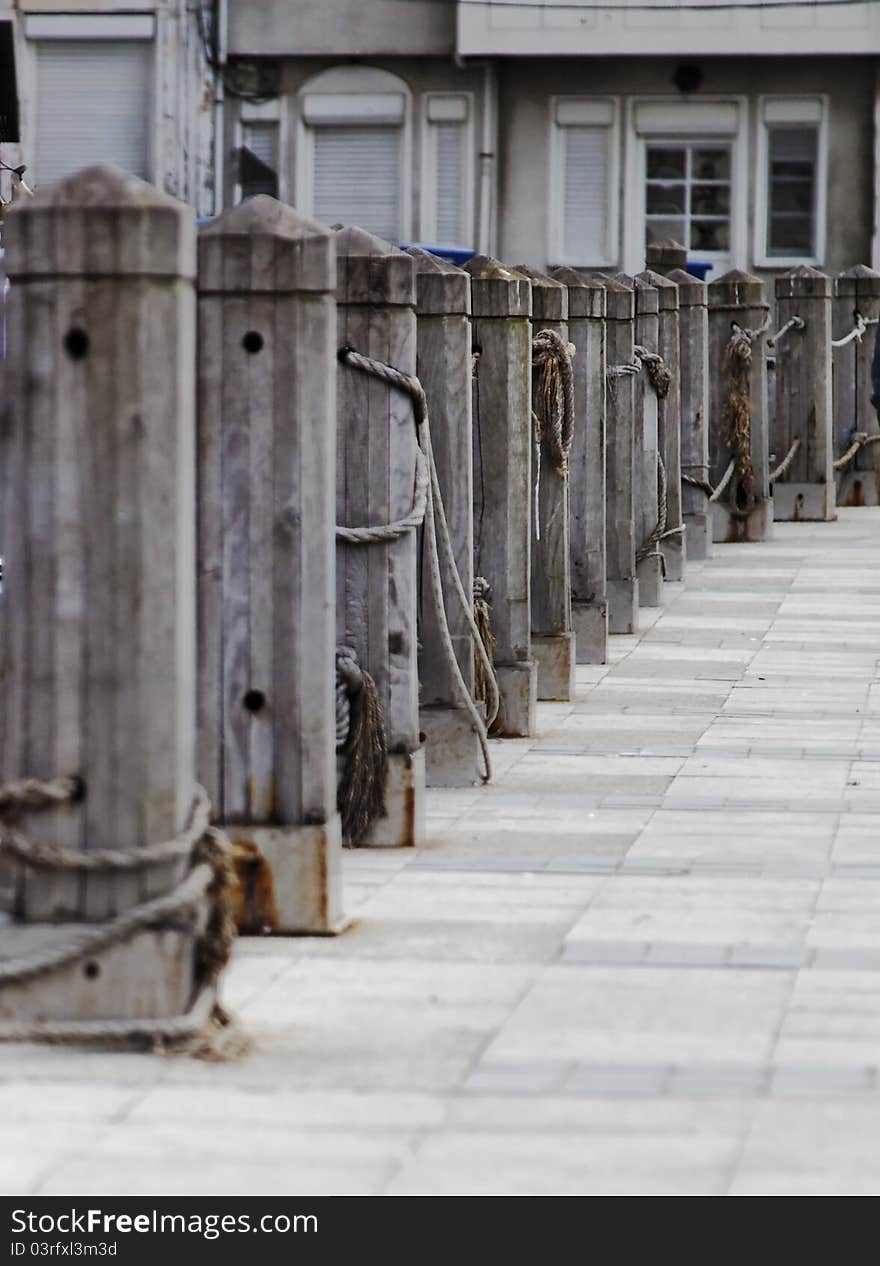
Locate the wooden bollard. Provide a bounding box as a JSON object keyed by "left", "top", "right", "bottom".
{"left": 197, "top": 197, "right": 343, "bottom": 932}
{"left": 597, "top": 274, "right": 638, "bottom": 634}
{"left": 620, "top": 274, "right": 663, "bottom": 609}
{"left": 771, "top": 266, "right": 834, "bottom": 522}
{"left": 638, "top": 269, "right": 685, "bottom": 583}
{"left": 335, "top": 227, "right": 424, "bottom": 846}
{"left": 833, "top": 265, "right": 880, "bottom": 506}
{"left": 551, "top": 268, "right": 607, "bottom": 664}
{"left": 463, "top": 255, "right": 536, "bottom": 737}
{"left": 516, "top": 265, "right": 575, "bottom": 702}
{"left": 667, "top": 269, "right": 711, "bottom": 560}
{"left": 0, "top": 165, "right": 203, "bottom": 1024}
{"left": 707, "top": 270, "right": 772, "bottom": 543}
{"left": 408, "top": 247, "right": 481, "bottom": 786}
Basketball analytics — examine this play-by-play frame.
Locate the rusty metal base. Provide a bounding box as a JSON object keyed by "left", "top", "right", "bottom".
{"left": 683, "top": 510, "right": 712, "bottom": 561}
{"left": 712, "top": 497, "right": 773, "bottom": 544}
{"left": 358, "top": 748, "right": 425, "bottom": 850}
{"left": 837, "top": 468, "right": 880, "bottom": 508}
{"left": 772, "top": 482, "right": 836, "bottom": 522}
{"left": 637, "top": 553, "right": 664, "bottom": 608}
{"left": 235, "top": 817, "right": 346, "bottom": 935}
{"left": 421, "top": 704, "right": 483, "bottom": 788}
{"left": 572, "top": 599, "right": 608, "bottom": 664}
{"left": 533, "top": 632, "right": 576, "bottom": 702}
{"left": 607, "top": 577, "right": 639, "bottom": 635}
{"left": 493, "top": 660, "right": 538, "bottom": 738}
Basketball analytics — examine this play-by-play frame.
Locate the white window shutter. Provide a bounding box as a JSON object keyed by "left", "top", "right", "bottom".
{"left": 434, "top": 122, "right": 465, "bottom": 243}
{"left": 312, "top": 124, "right": 402, "bottom": 243}
{"left": 244, "top": 121, "right": 277, "bottom": 170}
{"left": 562, "top": 125, "right": 608, "bottom": 263}
{"left": 34, "top": 40, "right": 152, "bottom": 185}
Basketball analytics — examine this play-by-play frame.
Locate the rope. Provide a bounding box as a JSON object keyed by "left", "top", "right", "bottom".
{"left": 636, "top": 454, "right": 685, "bottom": 569}
{"left": 768, "top": 437, "right": 801, "bottom": 483}
{"left": 607, "top": 359, "right": 641, "bottom": 380}
{"left": 833, "top": 432, "right": 880, "bottom": 472}
{"left": 335, "top": 452, "right": 429, "bottom": 544}
{"left": 767, "top": 315, "right": 805, "bottom": 347}
{"left": 338, "top": 348, "right": 499, "bottom": 782}
{"left": 532, "top": 329, "right": 575, "bottom": 477}
{"left": 831, "top": 312, "right": 879, "bottom": 349}
{"left": 0, "top": 781, "right": 240, "bottom": 1055}
{"left": 472, "top": 577, "right": 496, "bottom": 713}
{"left": 335, "top": 645, "right": 388, "bottom": 847}
{"left": 722, "top": 320, "right": 767, "bottom": 511}
{"left": 634, "top": 346, "right": 672, "bottom": 399}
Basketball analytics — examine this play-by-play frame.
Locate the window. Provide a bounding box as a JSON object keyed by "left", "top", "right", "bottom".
{"left": 757, "top": 98, "right": 826, "bottom": 264}
{"left": 550, "top": 98, "right": 618, "bottom": 267}
{"left": 239, "top": 121, "right": 279, "bottom": 200}
{"left": 645, "top": 141, "right": 731, "bottom": 256}
{"left": 298, "top": 67, "right": 410, "bottom": 245}
{"left": 421, "top": 94, "right": 473, "bottom": 247}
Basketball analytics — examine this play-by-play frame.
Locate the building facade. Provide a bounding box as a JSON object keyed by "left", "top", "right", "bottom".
{"left": 2, "top": 0, "right": 879, "bottom": 280}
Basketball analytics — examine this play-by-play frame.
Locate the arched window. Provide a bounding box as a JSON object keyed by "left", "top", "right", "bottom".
{"left": 296, "top": 66, "right": 411, "bottom": 244}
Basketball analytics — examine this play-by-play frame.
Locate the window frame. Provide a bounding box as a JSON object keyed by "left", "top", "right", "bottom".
{"left": 623, "top": 95, "right": 749, "bottom": 275}
{"left": 234, "top": 97, "right": 286, "bottom": 206}
{"left": 547, "top": 95, "right": 620, "bottom": 269}
{"left": 754, "top": 94, "right": 828, "bottom": 269}
{"left": 419, "top": 91, "right": 475, "bottom": 248}
{"left": 295, "top": 66, "right": 412, "bottom": 245}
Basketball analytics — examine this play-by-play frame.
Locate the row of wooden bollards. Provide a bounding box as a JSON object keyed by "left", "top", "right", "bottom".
{"left": 1, "top": 166, "right": 879, "bottom": 1040}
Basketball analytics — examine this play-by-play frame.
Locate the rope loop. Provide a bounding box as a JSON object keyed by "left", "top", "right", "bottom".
{"left": 531, "top": 329, "right": 575, "bottom": 477}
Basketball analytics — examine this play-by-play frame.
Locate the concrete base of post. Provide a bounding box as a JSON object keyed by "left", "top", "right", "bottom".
{"left": 493, "top": 661, "right": 538, "bottom": 737}
{"left": 661, "top": 534, "right": 686, "bottom": 582}
{"left": 712, "top": 498, "right": 774, "bottom": 543}
{"left": 533, "top": 633, "right": 576, "bottom": 702}
{"left": 421, "top": 706, "right": 483, "bottom": 788}
{"left": 233, "top": 819, "right": 346, "bottom": 935}
{"left": 356, "top": 748, "right": 426, "bottom": 848}
{"left": 684, "top": 510, "right": 713, "bottom": 560}
{"left": 572, "top": 600, "right": 608, "bottom": 664}
{"left": 0, "top": 924, "right": 199, "bottom": 1023}
{"left": 637, "top": 555, "right": 664, "bottom": 607}
{"left": 608, "top": 580, "right": 639, "bottom": 635}
{"left": 772, "top": 483, "right": 836, "bottom": 522}
{"left": 837, "top": 469, "right": 880, "bottom": 507}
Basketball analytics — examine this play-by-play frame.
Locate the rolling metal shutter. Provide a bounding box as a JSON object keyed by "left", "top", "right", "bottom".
{"left": 434, "top": 122, "right": 465, "bottom": 244}
{"left": 34, "top": 40, "right": 152, "bottom": 187}
{"left": 312, "top": 124, "right": 402, "bottom": 244}
{"left": 563, "top": 125, "right": 609, "bottom": 264}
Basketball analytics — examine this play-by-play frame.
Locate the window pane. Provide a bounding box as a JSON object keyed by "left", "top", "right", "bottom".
{"left": 646, "top": 216, "right": 686, "bottom": 245}
{"left": 646, "top": 146, "right": 685, "bottom": 179}
{"left": 691, "top": 219, "right": 730, "bottom": 251}
{"left": 767, "top": 126, "right": 817, "bottom": 256}
{"left": 692, "top": 148, "right": 730, "bottom": 181}
{"left": 691, "top": 183, "right": 730, "bottom": 216}
{"left": 646, "top": 183, "right": 686, "bottom": 215}
{"left": 240, "top": 121, "right": 279, "bottom": 200}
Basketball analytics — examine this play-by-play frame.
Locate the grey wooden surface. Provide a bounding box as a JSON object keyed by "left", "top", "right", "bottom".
{"left": 408, "top": 247, "right": 481, "bottom": 786}
{"left": 464, "top": 255, "right": 536, "bottom": 737}
{"left": 551, "top": 267, "right": 607, "bottom": 664}
{"left": 707, "top": 270, "right": 772, "bottom": 543}
{"left": 197, "top": 196, "right": 343, "bottom": 931}
{"left": 1, "top": 165, "right": 197, "bottom": 930}
{"left": 667, "top": 269, "right": 711, "bottom": 561}
{"left": 639, "top": 269, "right": 685, "bottom": 582}
{"left": 597, "top": 274, "right": 638, "bottom": 635}
{"left": 335, "top": 227, "right": 423, "bottom": 845}
{"left": 625, "top": 274, "right": 663, "bottom": 609}
{"left": 771, "top": 266, "right": 835, "bottom": 522}
{"left": 833, "top": 265, "right": 880, "bottom": 506}
{"left": 516, "top": 265, "right": 574, "bottom": 701}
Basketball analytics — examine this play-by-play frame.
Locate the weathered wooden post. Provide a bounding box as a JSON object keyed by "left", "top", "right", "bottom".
{"left": 638, "top": 269, "right": 685, "bottom": 582}
{"left": 335, "top": 227, "right": 424, "bottom": 846}
{"left": 0, "top": 166, "right": 221, "bottom": 1033}
{"left": 551, "top": 268, "right": 607, "bottom": 664}
{"left": 619, "top": 274, "right": 663, "bottom": 609}
{"left": 667, "top": 269, "right": 712, "bottom": 560}
{"left": 407, "top": 247, "right": 481, "bottom": 786}
{"left": 197, "top": 197, "right": 343, "bottom": 933}
{"left": 464, "top": 255, "right": 536, "bottom": 737}
{"left": 833, "top": 265, "right": 880, "bottom": 506}
{"left": 515, "top": 265, "right": 575, "bottom": 701}
{"left": 707, "top": 270, "right": 772, "bottom": 543}
{"left": 598, "top": 274, "right": 639, "bottom": 634}
{"left": 770, "top": 266, "right": 834, "bottom": 522}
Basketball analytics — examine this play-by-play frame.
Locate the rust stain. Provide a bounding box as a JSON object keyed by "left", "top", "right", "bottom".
{"left": 229, "top": 837, "right": 280, "bottom": 935}
{"left": 843, "top": 478, "right": 866, "bottom": 508}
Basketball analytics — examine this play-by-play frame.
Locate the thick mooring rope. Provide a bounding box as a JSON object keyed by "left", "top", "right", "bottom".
{"left": 0, "top": 781, "right": 241, "bottom": 1055}
{"left": 532, "top": 329, "right": 575, "bottom": 477}
{"left": 831, "top": 312, "right": 879, "bottom": 349}
{"left": 335, "top": 646, "right": 388, "bottom": 847}
{"left": 768, "top": 437, "right": 802, "bottom": 484}
{"left": 472, "top": 576, "right": 496, "bottom": 711}
{"left": 681, "top": 457, "right": 736, "bottom": 503}
{"left": 634, "top": 346, "right": 672, "bottom": 399}
{"left": 337, "top": 348, "right": 499, "bottom": 783}
{"left": 721, "top": 318, "right": 769, "bottom": 513}
{"left": 833, "top": 432, "right": 880, "bottom": 472}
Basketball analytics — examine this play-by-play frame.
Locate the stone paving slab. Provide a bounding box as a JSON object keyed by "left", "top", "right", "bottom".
{"left": 5, "top": 509, "right": 880, "bottom": 1195}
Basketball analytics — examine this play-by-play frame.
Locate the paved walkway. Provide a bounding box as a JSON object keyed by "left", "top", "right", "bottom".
{"left": 7, "top": 509, "right": 880, "bottom": 1195}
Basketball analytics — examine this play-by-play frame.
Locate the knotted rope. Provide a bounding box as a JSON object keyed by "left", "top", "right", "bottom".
{"left": 721, "top": 317, "right": 769, "bottom": 513}
{"left": 768, "top": 437, "right": 801, "bottom": 484}
{"left": 831, "top": 312, "right": 879, "bottom": 349}
{"left": 472, "top": 576, "right": 496, "bottom": 712}
{"left": 335, "top": 646, "right": 388, "bottom": 847}
{"left": 681, "top": 457, "right": 736, "bottom": 503}
{"left": 833, "top": 432, "right": 880, "bottom": 472}
{"left": 767, "top": 315, "right": 805, "bottom": 347}
{"left": 634, "top": 346, "right": 672, "bottom": 399}
{"left": 0, "top": 781, "right": 242, "bottom": 1057}
{"left": 606, "top": 359, "right": 641, "bottom": 381}
{"left": 337, "top": 348, "right": 499, "bottom": 784}
{"left": 633, "top": 346, "right": 681, "bottom": 569}
{"left": 531, "top": 330, "right": 575, "bottom": 477}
